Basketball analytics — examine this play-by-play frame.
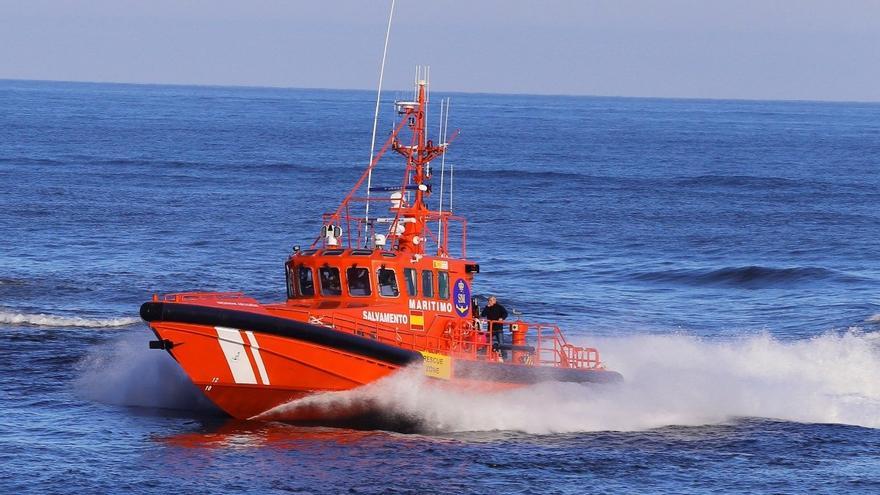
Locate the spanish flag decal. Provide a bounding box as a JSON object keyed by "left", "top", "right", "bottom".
{"left": 410, "top": 310, "right": 424, "bottom": 331}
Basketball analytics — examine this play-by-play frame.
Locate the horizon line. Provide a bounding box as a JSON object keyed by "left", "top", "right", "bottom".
{"left": 2, "top": 76, "right": 879, "bottom": 106}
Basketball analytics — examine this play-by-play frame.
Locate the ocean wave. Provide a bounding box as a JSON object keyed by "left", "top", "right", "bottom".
{"left": 672, "top": 175, "right": 801, "bottom": 189}
{"left": 0, "top": 310, "right": 139, "bottom": 328}
{"left": 868, "top": 314, "right": 880, "bottom": 323}
{"left": 630, "top": 265, "right": 854, "bottom": 288}
{"left": 0, "top": 156, "right": 63, "bottom": 165}
{"left": 94, "top": 158, "right": 339, "bottom": 174}
{"left": 259, "top": 330, "right": 880, "bottom": 433}
{"left": 466, "top": 168, "right": 596, "bottom": 182}
{"left": 0, "top": 155, "right": 334, "bottom": 174}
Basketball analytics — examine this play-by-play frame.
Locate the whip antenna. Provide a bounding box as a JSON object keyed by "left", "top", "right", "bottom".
{"left": 437, "top": 98, "right": 450, "bottom": 253}
{"left": 364, "top": 0, "right": 396, "bottom": 246}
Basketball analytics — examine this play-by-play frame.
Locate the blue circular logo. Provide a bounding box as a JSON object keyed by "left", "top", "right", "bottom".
{"left": 453, "top": 278, "right": 471, "bottom": 317}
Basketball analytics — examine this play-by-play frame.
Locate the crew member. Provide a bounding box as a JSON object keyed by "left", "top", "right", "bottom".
{"left": 481, "top": 295, "right": 508, "bottom": 358}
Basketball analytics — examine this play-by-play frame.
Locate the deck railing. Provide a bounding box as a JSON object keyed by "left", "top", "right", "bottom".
{"left": 274, "top": 304, "right": 603, "bottom": 370}
{"left": 157, "top": 292, "right": 603, "bottom": 370}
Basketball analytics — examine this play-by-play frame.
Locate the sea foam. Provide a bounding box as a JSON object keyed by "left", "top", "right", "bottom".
{"left": 262, "top": 330, "right": 880, "bottom": 433}
{"left": 0, "top": 310, "right": 139, "bottom": 328}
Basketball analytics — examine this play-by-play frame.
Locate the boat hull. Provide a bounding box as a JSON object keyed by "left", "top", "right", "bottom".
{"left": 141, "top": 302, "right": 622, "bottom": 420}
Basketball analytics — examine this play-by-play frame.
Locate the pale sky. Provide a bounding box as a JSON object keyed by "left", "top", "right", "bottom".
{"left": 1, "top": 0, "right": 879, "bottom": 101}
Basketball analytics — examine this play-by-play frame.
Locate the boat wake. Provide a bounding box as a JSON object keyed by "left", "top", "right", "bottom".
{"left": 0, "top": 309, "right": 140, "bottom": 328}
{"left": 76, "top": 329, "right": 880, "bottom": 433}
{"left": 261, "top": 330, "right": 880, "bottom": 434}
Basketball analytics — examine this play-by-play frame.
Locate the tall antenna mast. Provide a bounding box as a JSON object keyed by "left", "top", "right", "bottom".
{"left": 424, "top": 65, "right": 430, "bottom": 146}
{"left": 436, "top": 98, "right": 450, "bottom": 253}
{"left": 363, "top": 0, "right": 396, "bottom": 245}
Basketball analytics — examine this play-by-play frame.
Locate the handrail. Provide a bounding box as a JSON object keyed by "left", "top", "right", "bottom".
{"left": 320, "top": 198, "right": 468, "bottom": 257}
{"left": 270, "top": 310, "right": 604, "bottom": 369}
{"left": 158, "top": 292, "right": 603, "bottom": 369}
{"left": 478, "top": 318, "right": 604, "bottom": 369}
{"left": 160, "top": 292, "right": 251, "bottom": 303}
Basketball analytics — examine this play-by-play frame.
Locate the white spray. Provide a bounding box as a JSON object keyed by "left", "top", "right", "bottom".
{"left": 74, "top": 331, "right": 218, "bottom": 412}
{"left": 263, "top": 330, "right": 880, "bottom": 433}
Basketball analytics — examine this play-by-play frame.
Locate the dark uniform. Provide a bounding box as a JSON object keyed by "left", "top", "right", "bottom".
{"left": 481, "top": 301, "right": 508, "bottom": 354}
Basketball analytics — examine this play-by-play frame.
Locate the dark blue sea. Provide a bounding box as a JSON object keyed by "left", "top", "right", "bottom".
{"left": 2, "top": 79, "right": 880, "bottom": 494}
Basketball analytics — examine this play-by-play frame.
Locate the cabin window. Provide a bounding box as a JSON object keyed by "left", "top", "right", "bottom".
{"left": 438, "top": 271, "right": 449, "bottom": 300}
{"left": 297, "top": 266, "right": 315, "bottom": 296}
{"left": 319, "top": 266, "right": 342, "bottom": 296}
{"left": 421, "top": 270, "right": 434, "bottom": 298}
{"left": 377, "top": 268, "right": 399, "bottom": 297}
{"left": 347, "top": 266, "right": 372, "bottom": 297}
{"left": 404, "top": 268, "right": 418, "bottom": 296}
{"left": 286, "top": 265, "right": 295, "bottom": 298}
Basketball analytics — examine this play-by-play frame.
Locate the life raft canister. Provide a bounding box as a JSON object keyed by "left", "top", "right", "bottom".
{"left": 510, "top": 321, "right": 529, "bottom": 363}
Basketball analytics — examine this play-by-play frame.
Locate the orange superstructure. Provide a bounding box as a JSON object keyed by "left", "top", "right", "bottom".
{"left": 141, "top": 76, "right": 621, "bottom": 421}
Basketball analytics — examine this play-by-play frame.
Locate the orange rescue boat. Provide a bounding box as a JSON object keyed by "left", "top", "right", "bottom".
{"left": 141, "top": 75, "right": 622, "bottom": 420}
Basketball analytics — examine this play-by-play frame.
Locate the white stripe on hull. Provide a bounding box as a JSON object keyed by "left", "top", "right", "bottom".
{"left": 215, "top": 326, "right": 257, "bottom": 384}
{"left": 244, "top": 330, "right": 271, "bottom": 385}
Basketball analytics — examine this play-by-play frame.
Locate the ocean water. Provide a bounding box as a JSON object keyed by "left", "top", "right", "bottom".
{"left": 2, "top": 79, "right": 880, "bottom": 494}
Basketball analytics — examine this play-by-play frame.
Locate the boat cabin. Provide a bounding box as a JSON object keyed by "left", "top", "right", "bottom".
{"left": 284, "top": 248, "right": 479, "bottom": 335}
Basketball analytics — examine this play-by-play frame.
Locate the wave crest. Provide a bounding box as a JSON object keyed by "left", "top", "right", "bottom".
{"left": 631, "top": 265, "right": 854, "bottom": 288}
{"left": 0, "top": 310, "right": 139, "bottom": 328}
